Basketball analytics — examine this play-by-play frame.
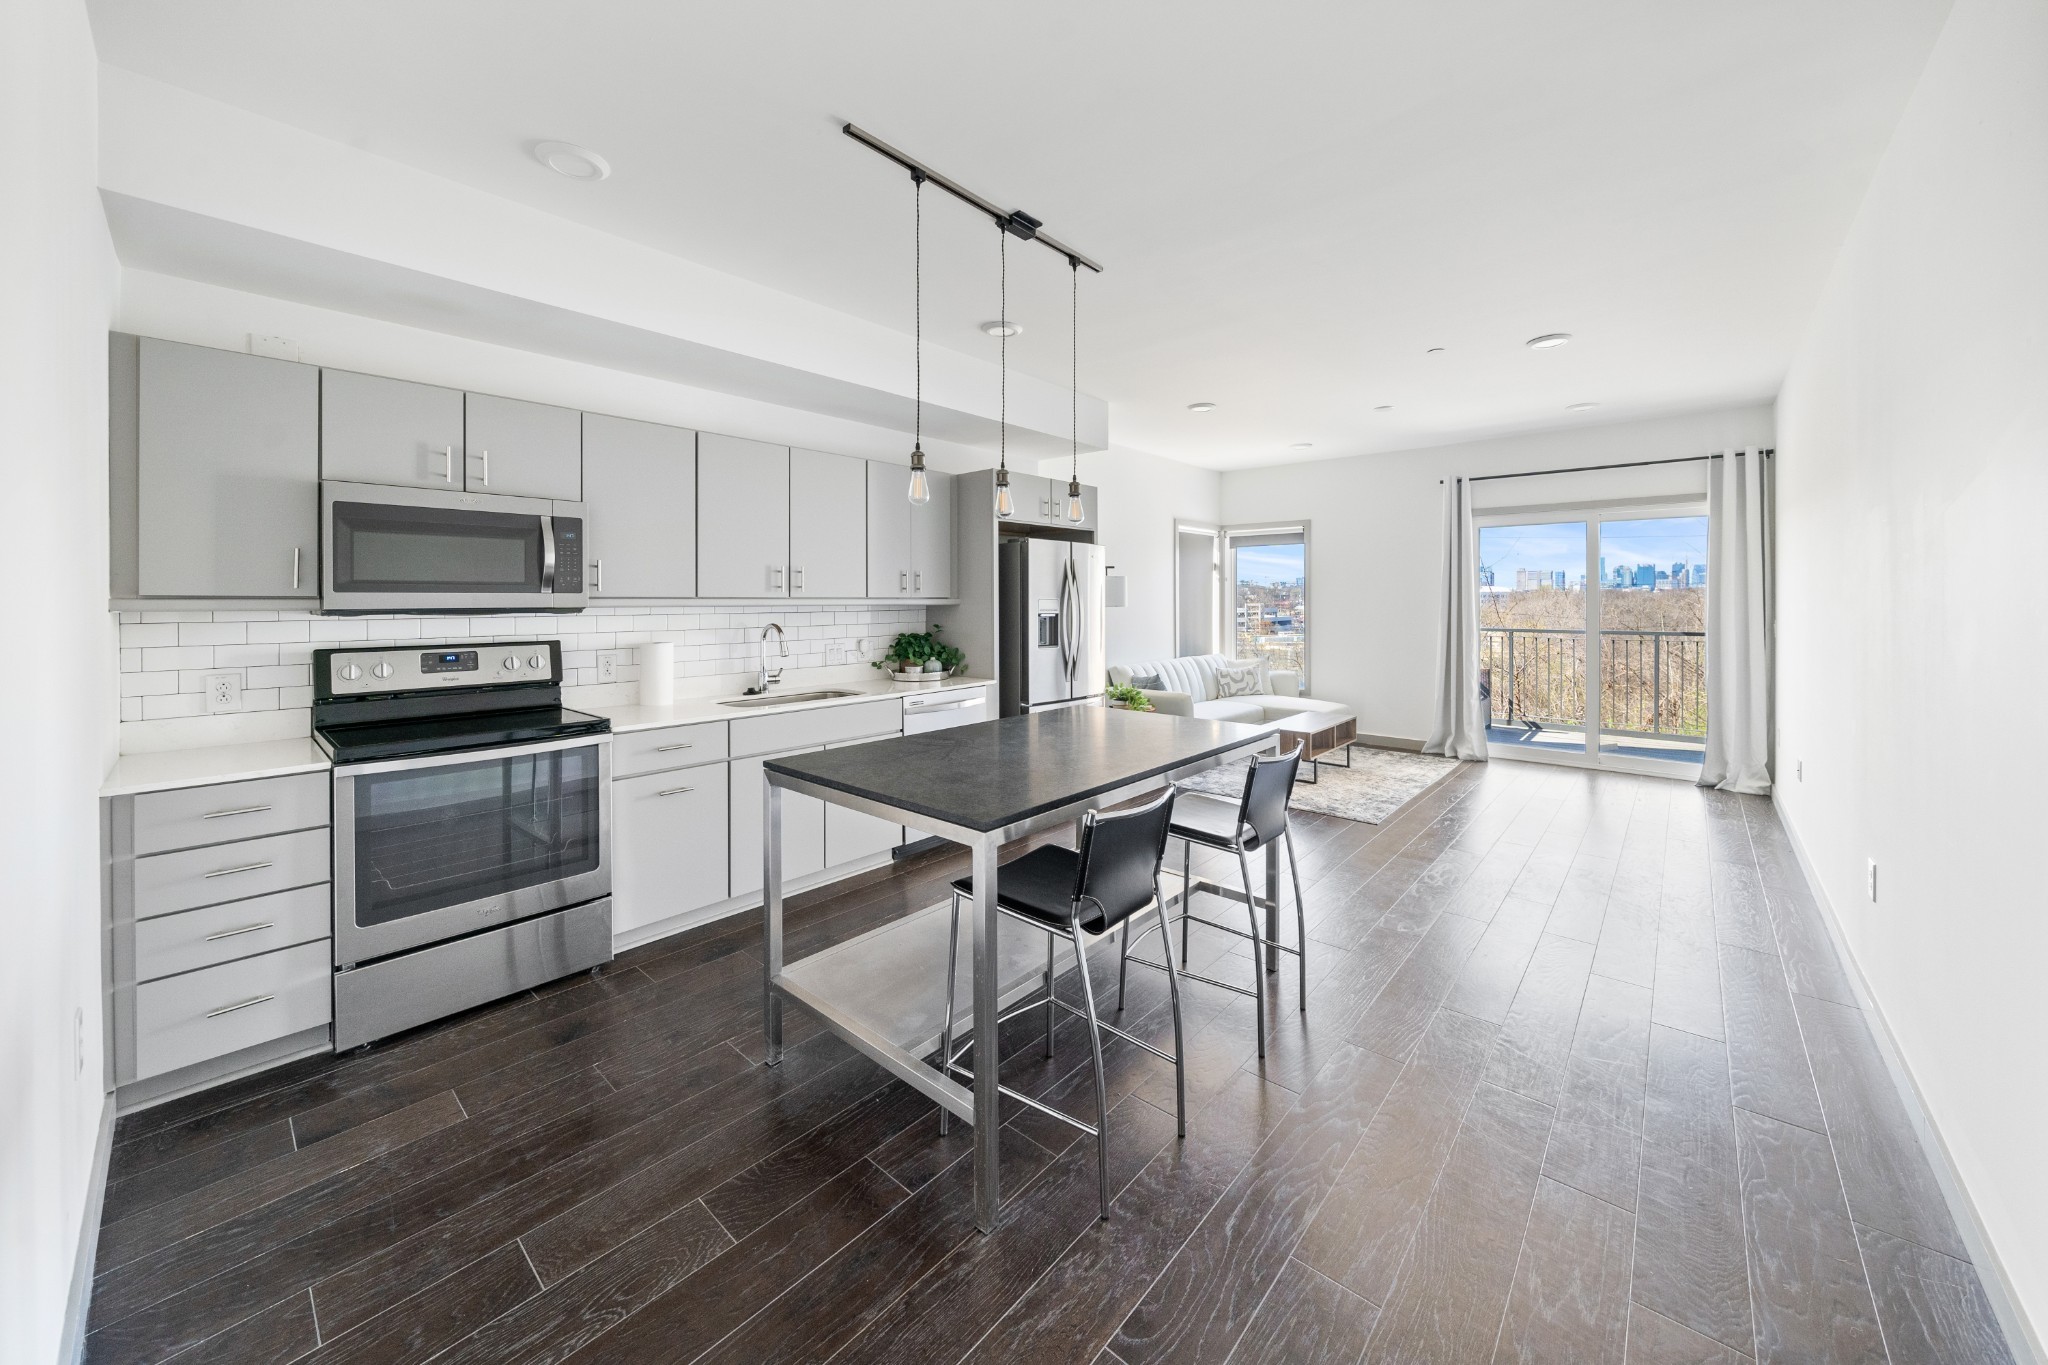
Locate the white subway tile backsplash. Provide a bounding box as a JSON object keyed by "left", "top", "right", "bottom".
{"left": 114, "top": 604, "right": 928, "bottom": 749}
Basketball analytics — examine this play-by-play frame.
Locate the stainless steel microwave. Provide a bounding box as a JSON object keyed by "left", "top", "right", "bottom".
{"left": 321, "top": 482, "right": 588, "bottom": 614}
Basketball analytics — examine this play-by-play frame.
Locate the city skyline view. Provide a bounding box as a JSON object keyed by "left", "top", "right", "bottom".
{"left": 1479, "top": 516, "right": 1710, "bottom": 586}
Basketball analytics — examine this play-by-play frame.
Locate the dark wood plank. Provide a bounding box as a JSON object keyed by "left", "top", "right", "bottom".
{"left": 1543, "top": 1114, "right": 1642, "bottom": 1213}
{"left": 1360, "top": 1081, "right": 1554, "bottom": 1363}
{"left": 1718, "top": 943, "right": 1826, "bottom": 1133}
{"left": 1632, "top": 1025, "right": 1752, "bottom": 1354}
{"left": 1651, "top": 921, "right": 1724, "bottom": 1041}
{"left": 1347, "top": 911, "right": 1487, "bottom": 1060}
{"left": 1856, "top": 1223, "right": 2018, "bottom": 1365}
{"left": 159, "top": 1289, "right": 316, "bottom": 1365}
{"left": 1709, "top": 856, "right": 1775, "bottom": 955}
{"left": 1793, "top": 992, "right": 1970, "bottom": 1260}
{"left": 100, "top": 1119, "right": 297, "bottom": 1226}
{"left": 1492, "top": 1177, "right": 1634, "bottom": 1365}
{"left": 1592, "top": 894, "right": 1660, "bottom": 989}
{"left": 1546, "top": 854, "right": 1619, "bottom": 944}
{"left": 295, "top": 1241, "right": 540, "bottom": 1365}
{"left": 1556, "top": 972, "right": 1653, "bottom": 1133}
{"left": 1482, "top": 934, "right": 1595, "bottom": 1105}
{"left": 1442, "top": 895, "right": 1550, "bottom": 1025}
{"left": 1226, "top": 1258, "right": 1379, "bottom": 1365}
{"left": 1626, "top": 1302, "right": 1751, "bottom": 1363}
{"left": 1733, "top": 1107, "right": 1886, "bottom": 1363}
{"left": 1107, "top": 1045, "right": 1399, "bottom": 1364}
{"left": 1294, "top": 1008, "right": 1498, "bottom": 1304}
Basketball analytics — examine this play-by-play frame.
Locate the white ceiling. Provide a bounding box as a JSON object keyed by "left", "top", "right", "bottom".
{"left": 87, "top": 0, "right": 1952, "bottom": 470}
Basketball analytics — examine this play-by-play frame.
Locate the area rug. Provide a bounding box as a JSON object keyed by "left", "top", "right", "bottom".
{"left": 1176, "top": 746, "right": 1462, "bottom": 824}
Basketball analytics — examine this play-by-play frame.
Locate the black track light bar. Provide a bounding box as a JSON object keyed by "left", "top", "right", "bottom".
{"left": 843, "top": 123, "right": 1104, "bottom": 273}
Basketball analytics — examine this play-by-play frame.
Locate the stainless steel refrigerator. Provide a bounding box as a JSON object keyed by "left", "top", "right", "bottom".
{"left": 998, "top": 535, "right": 1106, "bottom": 716}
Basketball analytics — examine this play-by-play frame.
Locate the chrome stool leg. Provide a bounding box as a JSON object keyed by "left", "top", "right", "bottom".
{"left": 1069, "top": 924, "right": 1112, "bottom": 1221}
{"left": 1284, "top": 827, "right": 1308, "bottom": 1011}
{"left": 940, "top": 890, "right": 960, "bottom": 1136}
{"left": 1116, "top": 919, "right": 1130, "bottom": 1013}
{"left": 1181, "top": 838, "right": 1193, "bottom": 960}
{"left": 1153, "top": 884, "right": 1187, "bottom": 1137}
{"left": 1236, "top": 846, "right": 1268, "bottom": 1059}
{"left": 1044, "top": 930, "right": 1057, "bottom": 1059}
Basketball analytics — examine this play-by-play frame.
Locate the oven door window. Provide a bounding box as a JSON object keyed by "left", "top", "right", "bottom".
{"left": 331, "top": 500, "right": 544, "bottom": 594}
{"left": 350, "top": 745, "right": 601, "bottom": 927}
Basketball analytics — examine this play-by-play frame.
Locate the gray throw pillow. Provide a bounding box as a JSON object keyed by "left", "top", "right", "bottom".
{"left": 1213, "top": 661, "right": 1264, "bottom": 698}
{"left": 1130, "top": 673, "right": 1164, "bottom": 690}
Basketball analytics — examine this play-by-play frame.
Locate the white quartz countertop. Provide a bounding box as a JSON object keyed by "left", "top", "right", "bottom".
{"left": 102, "top": 738, "right": 331, "bottom": 797}
{"left": 587, "top": 675, "right": 994, "bottom": 733}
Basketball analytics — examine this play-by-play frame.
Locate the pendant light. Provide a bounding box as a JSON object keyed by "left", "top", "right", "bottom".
{"left": 1065, "top": 257, "right": 1085, "bottom": 522}
{"left": 906, "top": 171, "right": 930, "bottom": 505}
{"left": 993, "top": 224, "right": 1014, "bottom": 519}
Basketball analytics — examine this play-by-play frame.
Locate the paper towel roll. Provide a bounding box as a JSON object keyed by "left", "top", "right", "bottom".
{"left": 640, "top": 641, "right": 675, "bottom": 706}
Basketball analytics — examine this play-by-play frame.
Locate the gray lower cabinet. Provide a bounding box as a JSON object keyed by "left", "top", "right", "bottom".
{"left": 698, "top": 433, "right": 791, "bottom": 596}
{"left": 583, "top": 413, "right": 696, "bottom": 598}
{"left": 912, "top": 468, "right": 955, "bottom": 598}
{"left": 729, "top": 749, "right": 825, "bottom": 897}
{"left": 821, "top": 738, "right": 902, "bottom": 865}
{"left": 612, "top": 761, "right": 729, "bottom": 938}
{"left": 789, "top": 448, "right": 867, "bottom": 597}
{"left": 866, "top": 460, "right": 915, "bottom": 597}
{"left": 132, "top": 336, "right": 319, "bottom": 598}
{"left": 464, "top": 392, "right": 583, "bottom": 499}
{"left": 106, "top": 775, "right": 334, "bottom": 1101}
{"left": 320, "top": 368, "right": 465, "bottom": 490}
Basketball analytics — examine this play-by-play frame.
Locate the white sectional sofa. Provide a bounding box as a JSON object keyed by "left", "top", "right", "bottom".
{"left": 1107, "top": 654, "right": 1352, "bottom": 724}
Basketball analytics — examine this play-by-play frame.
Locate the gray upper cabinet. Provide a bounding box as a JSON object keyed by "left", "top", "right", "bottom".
{"left": 697, "top": 432, "right": 790, "bottom": 596}
{"left": 136, "top": 338, "right": 319, "bottom": 598}
{"left": 582, "top": 414, "right": 696, "bottom": 598}
{"left": 319, "top": 370, "right": 464, "bottom": 490}
{"left": 463, "top": 393, "right": 582, "bottom": 500}
{"left": 912, "top": 468, "right": 955, "bottom": 598}
{"left": 788, "top": 449, "right": 867, "bottom": 598}
{"left": 866, "top": 460, "right": 914, "bottom": 597}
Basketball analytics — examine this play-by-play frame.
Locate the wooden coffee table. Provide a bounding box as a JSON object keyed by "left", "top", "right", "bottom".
{"left": 1267, "top": 708, "right": 1358, "bottom": 782}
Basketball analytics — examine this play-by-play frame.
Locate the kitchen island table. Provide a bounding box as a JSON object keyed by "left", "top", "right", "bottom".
{"left": 762, "top": 706, "right": 1271, "bottom": 1230}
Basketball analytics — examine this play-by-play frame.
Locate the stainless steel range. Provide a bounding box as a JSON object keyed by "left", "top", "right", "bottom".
{"left": 313, "top": 640, "right": 613, "bottom": 1049}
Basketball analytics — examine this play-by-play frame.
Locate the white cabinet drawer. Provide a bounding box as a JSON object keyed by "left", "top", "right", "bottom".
{"left": 133, "top": 828, "right": 332, "bottom": 920}
{"left": 133, "top": 940, "right": 332, "bottom": 1081}
{"left": 135, "top": 884, "right": 333, "bottom": 982}
{"left": 132, "top": 772, "right": 329, "bottom": 854}
{"left": 612, "top": 767, "right": 729, "bottom": 936}
{"left": 613, "top": 721, "right": 729, "bottom": 779}
{"left": 729, "top": 698, "right": 902, "bottom": 757}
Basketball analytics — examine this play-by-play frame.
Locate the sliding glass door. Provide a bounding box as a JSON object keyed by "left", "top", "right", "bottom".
{"left": 1477, "top": 505, "right": 1707, "bottom": 774}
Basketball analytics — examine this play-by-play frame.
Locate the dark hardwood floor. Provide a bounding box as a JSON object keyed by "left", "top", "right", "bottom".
{"left": 88, "top": 761, "right": 2018, "bottom": 1363}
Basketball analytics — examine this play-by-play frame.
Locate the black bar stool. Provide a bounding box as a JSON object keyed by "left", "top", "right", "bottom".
{"left": 1124, "top": 743, "right": 1306, "bottom": 1059}
{"left": 937, "top": 787, "right": 1186, "bottom": 1220}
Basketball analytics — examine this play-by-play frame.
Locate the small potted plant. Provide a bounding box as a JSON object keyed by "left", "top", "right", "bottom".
{"left": 874, "top": 626, "right": 965, "bottom": 682}
{"left": 1105, "top": 682, "right": 1156, "bottom": 712}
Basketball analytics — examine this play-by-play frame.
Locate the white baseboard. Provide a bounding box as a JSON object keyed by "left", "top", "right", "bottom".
{"left": 1774, "top": 804, "right": 2043, "bottom": 1365}
{"left": 59, "top": 1094, "right": 116, "bottom": 1365}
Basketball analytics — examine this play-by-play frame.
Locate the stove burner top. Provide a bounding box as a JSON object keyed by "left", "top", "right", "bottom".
{"left": 311, "top": 639, "right": 610, "bottom": 764}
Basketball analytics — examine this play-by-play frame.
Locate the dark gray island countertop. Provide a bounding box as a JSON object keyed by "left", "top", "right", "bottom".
{"left": 764, "top": 707, "right": 1268, "bottom": 832}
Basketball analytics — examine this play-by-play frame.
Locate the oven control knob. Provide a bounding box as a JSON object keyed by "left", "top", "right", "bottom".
{"left": 528, "top": 653, "right": 546, "bottom": 671}
{"left": 339, "top": 663, "right": 362, "bottom": 681}
{"left": 502, "top": 655, "right": 521, "bottom": 671}
{"left": 371, "top": 662, "right": 394, "bottom": 679}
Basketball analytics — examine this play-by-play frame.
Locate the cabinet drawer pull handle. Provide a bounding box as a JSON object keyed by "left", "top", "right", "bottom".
{"left": 477, "top": 449, "right": 490, "bottom": 485}
{"left": 205, "top": 922, "right": 275, "bottom": 942}
{"left": 440, "top": 445, "right": 455, "bottom": 482}
{"left": 292, "top": 547, "right": 302, "bottom": 591}
{"left": 914, "top": 570, "right": 922, "bottom": 592}
{"left": 657, "top": 786, "right": 696, "bottom": 797}
{"left": 899, "top": 571, "right": 908, "bottom": 592}
{"left": 203, "top": 861, "right": 274, "bottom": 879}
{"left": 654, "top": 742, "right": 693, "bottom": 752}
{"left": 207, "top": 994, "right": 276, "bottom": 1019}
{"left": 202, "top": 805, "right": 273, "bottom": 820}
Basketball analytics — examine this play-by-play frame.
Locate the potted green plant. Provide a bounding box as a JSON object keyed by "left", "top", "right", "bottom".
{"left": 874, "top": 626, "right": 966, "bottom": 680}
{"left": 1105, "top": 682, "right": 1156, "bottom": 712}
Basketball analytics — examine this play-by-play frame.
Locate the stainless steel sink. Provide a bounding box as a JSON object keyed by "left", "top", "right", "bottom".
{"left": 718, "top": 689, "right": 861, "bottom": 708}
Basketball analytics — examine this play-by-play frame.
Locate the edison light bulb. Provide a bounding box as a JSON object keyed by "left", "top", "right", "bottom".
{"left": 1065, "top": 481, "right": 1085, "bottom": 522}
{"left": 995, "top": 473, "right": 1014, "bottom": 518}
{"left": 907, "top": 466, "right": 930, "bottom": 505}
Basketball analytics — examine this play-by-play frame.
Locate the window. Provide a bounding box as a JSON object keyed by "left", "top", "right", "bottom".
{"left": 1225, "top": 524, "right": 1308, "bottom": 681}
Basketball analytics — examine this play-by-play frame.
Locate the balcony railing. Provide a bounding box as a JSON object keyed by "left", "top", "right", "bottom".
{"left": 1480, "top": 628, "right": 1706, "bottom": 740}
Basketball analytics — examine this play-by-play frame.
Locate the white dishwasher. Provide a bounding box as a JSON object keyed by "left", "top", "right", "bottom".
{"left": 901, "top": 688, "right": 989, "bottom": 735}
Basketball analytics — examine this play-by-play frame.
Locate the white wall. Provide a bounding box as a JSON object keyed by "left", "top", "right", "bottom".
{"left": 1219, "top": 405, "right": 1774, "bottom": 740}
{"left": 1046, "top": 447, "right": 1222, "bottom": 666}
{"left": 1, "top": 1, "right": 118, "bottom": 1361}
{"left": 1774, "top": 0, "right": 2048, "bottom": 1343}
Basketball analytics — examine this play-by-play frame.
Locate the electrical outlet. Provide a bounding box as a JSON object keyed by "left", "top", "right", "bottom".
{"left": 74, "top": 1007, "right": 85, "bottom": 1076}
{"left": 1867, "top": 859, "right": 1879, "bottom": 903}
{"left": 596, "top": 651, "right": 623, "bottom": 683}
{"left": 204, "top": 672, "right": 241, "bottom": 714}
{"left": 1795, "top": 759, "right": 1803, "bottom": 781}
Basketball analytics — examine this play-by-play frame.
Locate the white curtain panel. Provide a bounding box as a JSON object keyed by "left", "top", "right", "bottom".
{"left": 1699, "top": 449, "right": 1772, "bottom": 792}
{"left": 1424, "top": 476, "right": 1488, "bottom": 761}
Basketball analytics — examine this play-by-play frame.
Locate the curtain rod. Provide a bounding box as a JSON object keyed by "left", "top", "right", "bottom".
{"left": 1439, "top": 449, "right": 1774, "bottom": 485}
{"left": 842, "top": 123, "right": 1105, "bottom": 273}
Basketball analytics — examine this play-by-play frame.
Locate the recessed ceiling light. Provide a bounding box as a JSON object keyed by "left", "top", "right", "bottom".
{"left": 980, "top": 320, "right": 1023, "bottom": 338}
{"left": 532, "top": 140, "right": 611, "bottom": 181}
{"left": 1566, "top": 401, "right": 1600, "bottom": 411}
{"left": 1525, "top": 333, "right": 1573, "bottom": 349}
{"left": 1373, "top": 405, "right": 1394, "bottom": 412}
{"left": 1186, "top": 402, "right": 1217, "bottom": 413}
{"left": 1289, "top": 442, "right": 1314, "bottom": 449}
